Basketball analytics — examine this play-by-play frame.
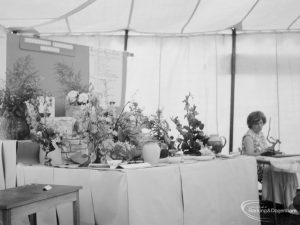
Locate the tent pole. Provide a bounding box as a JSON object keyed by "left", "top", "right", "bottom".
{"left": 229, "top": 28, "right": 236, "bottom": 153}
{"left": 124, "top": 29, "right": 129, "bottom": 51}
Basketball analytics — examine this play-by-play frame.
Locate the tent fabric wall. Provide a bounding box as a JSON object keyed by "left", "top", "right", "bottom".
{"left": 235, "top": 33, "right": 300, "bottom": 154}
{"left": 1, "top": 30, "right": 300, "bottom": 154}
{"left": 45, "top": 33, "right": 300, "bottom": 154}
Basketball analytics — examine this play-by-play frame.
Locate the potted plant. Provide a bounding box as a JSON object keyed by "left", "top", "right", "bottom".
{"left": 0, "top": 56, "right": 42, "bottom": 140}
{"left": 146, "top": 109, "right": 174, "bottom": 158}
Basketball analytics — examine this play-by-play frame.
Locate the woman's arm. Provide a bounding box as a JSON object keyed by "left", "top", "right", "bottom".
{"left": 243, "top": 136, "right": 272, "bottom": 156}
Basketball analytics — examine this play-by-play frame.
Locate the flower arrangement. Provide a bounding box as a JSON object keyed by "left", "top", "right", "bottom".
{"left": 171, "top": 93, "right": 208, "bottom": 155}
{"left": 27, "top": 99, "right": 62, "bottom": 165}
{"left": 31, "top": 120, "right": 61, "bottom": 165}
{"left": 66, "top": 90, "right": 89, "bottom": 105}
{"left": 146, "top": 109, "right": 175, "bottom": 157}
{"left": 75, "top": 92, "right": 148, "bottom": 164}
{"left": 0, "top": 56, "right": 43, "bottom": 140}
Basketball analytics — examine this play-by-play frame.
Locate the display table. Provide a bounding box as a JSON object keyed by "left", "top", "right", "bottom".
{"left": 0, "top": 184, "right": 81, "bottom": 225}
{"left": 256, "top": 156, "right": 299, "bottom": 207}
{"left": 256, "top": 155, "right": 300, "bottom": 174}
{"left": 15, "top": 156, "right": 260, "bottom": 225}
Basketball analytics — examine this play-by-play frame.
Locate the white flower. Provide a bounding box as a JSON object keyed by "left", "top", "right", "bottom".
{"left": 36, "top": 131, "right": 43, "bottom": 138}
{"left": 66, "top": 90, "right": 79, "bottom": 104}
{"left": 78, "top": 93, "right": 89, "bottom": 104}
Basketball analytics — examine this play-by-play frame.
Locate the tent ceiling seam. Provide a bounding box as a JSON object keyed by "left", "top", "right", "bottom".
{"left": 26, "top": 0, "right": 96, "bottom": 31}
{"left": 126, "top": 0, "right": 135, "bottom": 30}
{"left": 288, "top": 15, "right": 300, "bottom": 29}
{"left": 180, "top": 0, "right": 202, "bottom": 34}
{"left": 235, "top": 0, "right": 260, "bottom": 30}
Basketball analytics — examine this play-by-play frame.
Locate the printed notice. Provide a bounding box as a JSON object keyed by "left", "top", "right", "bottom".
{"left": 90, "top": 48, "right": 126, "bottom": 107}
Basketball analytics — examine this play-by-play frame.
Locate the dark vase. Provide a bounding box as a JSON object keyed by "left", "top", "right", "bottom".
{"left": 9, "top": 117, "right": 30, "bottom": 140}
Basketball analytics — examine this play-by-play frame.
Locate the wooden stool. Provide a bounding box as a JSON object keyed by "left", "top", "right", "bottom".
{"left": 0, "top": 184, "right": 82, "bottom": 225}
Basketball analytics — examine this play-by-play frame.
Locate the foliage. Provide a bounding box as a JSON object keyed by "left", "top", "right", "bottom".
{"left": 171, "top": 93, "right": 208, "bottom": 155}
{"left": 0, "top": 56, "right": 43, "bottom": 139}
{"left": 0, "top": 56, "right": 42, "bottom": 119}
{"left": 146, "top": 109, "right": 174, "bottom": 149}
{"left": 30, "top": 116, "right": 62, "bottom": 165}
{"left": 76, "top": 94, "right": 150, "bottom": 163}
{"left": 27, "top": 99, "right": 62, "bottom": 165}
{"left": 55, "top": 62, "right": 88, "bottom": 94}
{"left": 114, "top": 101, "right": 150, "bottom": 148}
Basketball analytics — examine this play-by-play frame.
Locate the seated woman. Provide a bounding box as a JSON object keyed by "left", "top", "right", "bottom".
{"left": 241, "top": 111, "right": 299, "bottom": 213}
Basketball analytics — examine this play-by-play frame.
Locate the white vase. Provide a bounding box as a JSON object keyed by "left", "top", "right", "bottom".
{"left": 142, "top": 141, "right": 161, "bottom": 165}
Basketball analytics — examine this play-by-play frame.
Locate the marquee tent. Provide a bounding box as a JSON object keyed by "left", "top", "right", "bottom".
{"left": 0, "top": 0, "right": 300, "bottom": 154}
{"left": 0, "top": 0, "right": 300, "bottom": 35}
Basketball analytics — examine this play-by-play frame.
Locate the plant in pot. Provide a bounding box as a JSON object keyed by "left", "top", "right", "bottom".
{"left": 171, "top": 93, "right": 209, "bottom": 155}
{"left": 0, "top": 56, "right": 43, "bottom": 140}
{"left": 146, "top": 109, "right": 174, "bottom": 158}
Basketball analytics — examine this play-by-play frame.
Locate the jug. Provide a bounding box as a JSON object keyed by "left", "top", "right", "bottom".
{"left": 207, "top": 134, "right": 227, "bottom": 154}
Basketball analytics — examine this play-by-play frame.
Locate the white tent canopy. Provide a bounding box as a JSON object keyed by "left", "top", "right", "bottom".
{"left": 1, "top": 0, "right": 300, "bottom": 36}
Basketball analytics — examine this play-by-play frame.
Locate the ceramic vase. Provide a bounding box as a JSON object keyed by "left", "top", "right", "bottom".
{"left": 142, "top": 141, "right": 161, "bottom": 165}
{"left": 207, "top": 134, "right": 227, "bottom": 154}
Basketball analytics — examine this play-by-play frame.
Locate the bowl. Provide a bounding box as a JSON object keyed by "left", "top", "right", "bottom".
{"left": 107, "top": 160, "right": 122, "bottom": 169}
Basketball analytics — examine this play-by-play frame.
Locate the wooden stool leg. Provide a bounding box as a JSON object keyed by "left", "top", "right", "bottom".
{"left": 3, "top": 210, "right": 12, "bottom": 225}
{"left": 73, "top": 192, "right": 80, "bottom": 225}
{"left": 28, "top": 213, "right": 37, "bottom": 225}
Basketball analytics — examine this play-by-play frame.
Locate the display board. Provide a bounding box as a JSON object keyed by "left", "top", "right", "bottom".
{"left": 6, "top": 33, "right": 89, "bottom": 116}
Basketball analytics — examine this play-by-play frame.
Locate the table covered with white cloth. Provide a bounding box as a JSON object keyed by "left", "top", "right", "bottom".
{"left": 0, "top": 140, "right": 260, "bottom": 225}
{"left": 256, "top": 156, "right": 300, "bottom": 208}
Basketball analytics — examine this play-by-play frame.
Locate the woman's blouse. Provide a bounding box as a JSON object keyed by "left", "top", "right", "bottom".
{"left": 242, "top": 129, "right": 268, "bottom": 154}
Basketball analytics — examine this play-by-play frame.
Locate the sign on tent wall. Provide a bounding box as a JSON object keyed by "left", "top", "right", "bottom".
{"left": 6, "top": 33, "right": 89, "bottom": 116}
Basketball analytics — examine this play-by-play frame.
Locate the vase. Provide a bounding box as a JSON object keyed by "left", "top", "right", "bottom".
{"left": 207, "top": 134, "right": 227, "bottom": 154}
{"left": 88, "top": 143, "right": 107, "bottom": 164}
{"left": 142, "top": 141, "right": 161, "bottom": 165}
{"left": 7, "top": 117, "right": 30, "bottom": 140}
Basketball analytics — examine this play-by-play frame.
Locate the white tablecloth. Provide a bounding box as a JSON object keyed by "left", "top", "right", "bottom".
{"left": 14, "top": 156, "right": 259, "bottom": 225}
{"left": 0, "top": 141, "right": 260, "bottom": 225}
{"left": 257, "top": 156, "right": 300, "bottom": 174}
{"left": 257, "top": 156, "right": 300, "bottom": 207}
{"left": 180, "top": 157, "right": 259, "bottom": 225}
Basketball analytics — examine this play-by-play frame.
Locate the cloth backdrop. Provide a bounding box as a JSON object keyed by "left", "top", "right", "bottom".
{"left": 1, "top": 31, "right": 300, "bottom": 154}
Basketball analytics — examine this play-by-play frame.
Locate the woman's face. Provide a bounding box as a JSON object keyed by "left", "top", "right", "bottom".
{"left": 251, "top": 119, "right": 264, "bottom": 133}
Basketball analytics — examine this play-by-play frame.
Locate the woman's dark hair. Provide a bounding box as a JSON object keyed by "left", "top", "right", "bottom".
{"left": 247, "top": 111, "right": 266, "bottom": 129}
